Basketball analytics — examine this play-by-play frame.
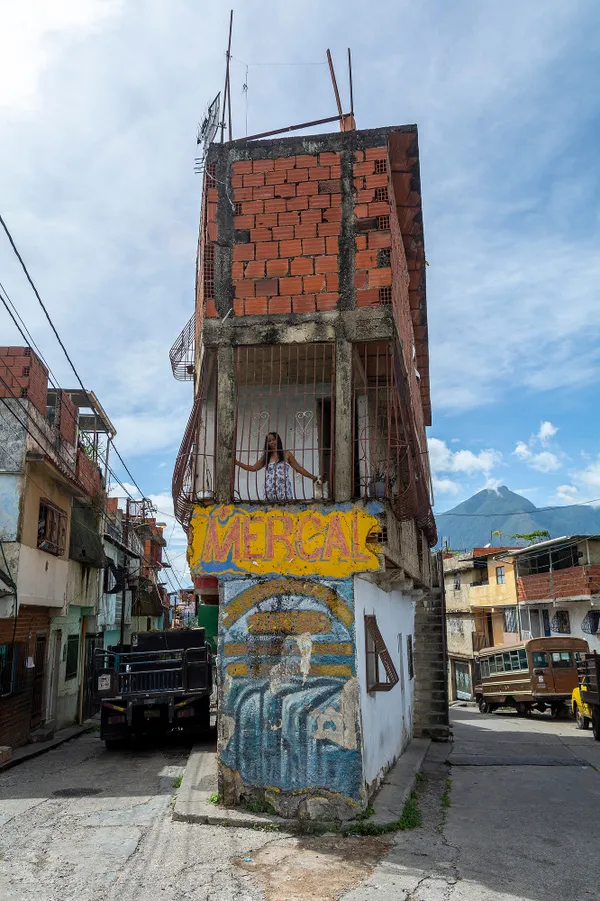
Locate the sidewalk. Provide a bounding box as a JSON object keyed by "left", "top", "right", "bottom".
{"left": 0, "top": 721, "right": 94, "bottom": 774}
{"left": 173, "top": 737, "right": 431, "bottom": 832}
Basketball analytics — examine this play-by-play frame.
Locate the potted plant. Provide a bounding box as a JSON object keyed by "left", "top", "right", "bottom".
{"left": 368, "top": 468, "right": 396, "bottom": 498}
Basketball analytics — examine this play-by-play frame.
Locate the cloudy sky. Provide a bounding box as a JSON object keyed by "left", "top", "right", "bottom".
{"left": 1, "top": 0, "right": 599, "bottom": 582}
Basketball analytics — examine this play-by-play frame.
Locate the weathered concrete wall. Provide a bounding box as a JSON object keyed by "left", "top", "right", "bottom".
{"left": 217, "top": 575, "right": 363, "bottom": 821}
{"left": 353, "top": 576, "right": 415, "bottom": 792}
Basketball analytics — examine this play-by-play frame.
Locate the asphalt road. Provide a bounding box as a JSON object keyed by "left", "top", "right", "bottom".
{"left": 1, "top": 709, "right": 600, "bottom": 901}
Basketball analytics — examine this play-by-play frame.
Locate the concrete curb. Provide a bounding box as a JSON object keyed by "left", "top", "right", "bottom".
{"left": 0, "top": 724, "right": 93, "bottom": 774}
{"left": 173, "top": 737, "right": 431, "bottom": 834}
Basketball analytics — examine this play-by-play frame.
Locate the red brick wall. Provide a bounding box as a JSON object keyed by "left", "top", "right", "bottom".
{"left": 0, "top": 347, "right": 48, "bottom": 417}
{"left": 517, "top": 565, "right": 600, "bottom": 602}
{"left": 57, "top": 390, "right": 78, "bottom": 445}
{"left": 203, "top": 144, "right": 401, "bottom": 318}
{"left": 0, "top": 606, "right": 50, "bottom": 749}
{"left": 216, "top": 152, "right": 342, "bottom": 316}
{"left": 75, "top": 447, "right": 103, "bottom": 499}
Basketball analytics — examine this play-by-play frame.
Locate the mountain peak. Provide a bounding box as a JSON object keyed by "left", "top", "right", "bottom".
{"left": 435, "top": 486, "right": 600, "bottom": 550}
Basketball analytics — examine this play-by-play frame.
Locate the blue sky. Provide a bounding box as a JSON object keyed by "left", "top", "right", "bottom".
{"left": 1, "top": 0, "right": 599, "bottom": 584}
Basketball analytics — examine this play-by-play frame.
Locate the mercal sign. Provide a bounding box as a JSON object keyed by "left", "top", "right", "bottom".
{"left": 188, "top": 504, "right": 381, "bottom": 579}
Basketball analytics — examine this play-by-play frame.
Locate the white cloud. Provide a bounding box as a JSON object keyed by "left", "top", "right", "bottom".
{"left": 428, "top": 438, "right": 501, "bottom": 476}
{"left": 555, "top": 484, "right": 579, "bottom": 503}
{"left": 433, "top": 476, "right": 461, "bottom": 496}
{"left": 515, "top": 441, "right": 531, "bottom": 461}
{"left": 538, "top": 421, "right": 558, "bottom": 444}
{"left": 571, "top": 457, "right": 600, "bottom": 495}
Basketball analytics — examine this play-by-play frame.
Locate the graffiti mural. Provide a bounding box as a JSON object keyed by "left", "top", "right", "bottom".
{"left": 188, "top": 503, "right": 381, "bottom": 579}
{"left": 218, "top": 576, "right": 363, "bottom": 816}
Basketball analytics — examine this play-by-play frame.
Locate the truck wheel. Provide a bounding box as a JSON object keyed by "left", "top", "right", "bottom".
{"left": 592, "top": 709, "right": 600, "bottom": 742}
{"left": 575, "top": 706, "right": 589, "bottom": 730}
{"left": 478, "top": 699, "right": 490, "bottom": 714}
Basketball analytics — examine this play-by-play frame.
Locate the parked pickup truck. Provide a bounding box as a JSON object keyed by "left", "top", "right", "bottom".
{"left": 93, "top": 629, "right": 213, "bottom": 749}
{"left": 575, "top": 651, "right": 600, "bottom": 741}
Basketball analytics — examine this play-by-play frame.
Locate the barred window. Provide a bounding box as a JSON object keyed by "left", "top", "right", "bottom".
{"left": 503, "top": 607, "right": 518, "bottom": 633}
{"left": 65, "top": 635, "right": 80, "bottom": 680}
{"left": 37, "top": 499, "right": 67, "bottom": 556}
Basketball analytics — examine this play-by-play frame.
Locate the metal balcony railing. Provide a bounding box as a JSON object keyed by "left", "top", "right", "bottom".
{"left": 169, "top": 313, "right": 196, "bottom": 381}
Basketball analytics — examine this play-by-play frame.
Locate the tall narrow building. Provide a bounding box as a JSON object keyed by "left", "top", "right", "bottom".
{"left": 172, "top": 123, "right": 444, "bottom": 820}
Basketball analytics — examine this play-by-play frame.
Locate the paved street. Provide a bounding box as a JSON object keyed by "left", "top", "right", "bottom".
{"left": 2, "top": 710, "right": 600, "bottom": 901}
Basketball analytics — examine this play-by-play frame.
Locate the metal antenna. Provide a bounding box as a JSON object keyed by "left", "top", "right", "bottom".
{"left": 348, "top": 48, "right": 354, "bottom": 118}
{"left": 326, "top": 49, "right": 343, "bottom": 119}
{"left": 220, "top": 10, "right": 234, "bottom": 143}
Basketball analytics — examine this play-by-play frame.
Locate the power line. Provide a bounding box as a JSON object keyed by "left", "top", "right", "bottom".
{"left": 0, "top": 212, "right": 152, "bottom": 509}
{"left": 436, "top": 498, "right": 600, "bottom": 518}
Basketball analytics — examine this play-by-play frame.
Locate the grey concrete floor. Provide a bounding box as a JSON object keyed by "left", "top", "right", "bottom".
{"left": 1, "top": 710, "right": 600, "bottom": 900}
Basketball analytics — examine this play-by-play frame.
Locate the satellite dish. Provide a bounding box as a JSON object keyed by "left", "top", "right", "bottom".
{"left": 194, "top": 93, "right": 220, "bottom": 173}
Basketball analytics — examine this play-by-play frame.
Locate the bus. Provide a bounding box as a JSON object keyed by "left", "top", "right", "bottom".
{"left": 475, "top": 637, "right": 589, "bottom": 717}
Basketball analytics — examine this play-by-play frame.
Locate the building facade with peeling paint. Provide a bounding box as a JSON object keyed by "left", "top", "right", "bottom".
{"left": 171, "top": 124, "right": 446, "bottom": 820}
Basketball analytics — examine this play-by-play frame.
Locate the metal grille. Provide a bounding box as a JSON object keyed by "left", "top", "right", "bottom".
{"left": 169, "top": 312, "right": 196, "bottom": 380}
{"left": 172, "top": 353, "right": 216, "bottom": 526}
{"left": 233, "top": 344, "right": 335, "bottom": 503}
{"left": 352, "top": 342, "right": 436, "bottom": 544}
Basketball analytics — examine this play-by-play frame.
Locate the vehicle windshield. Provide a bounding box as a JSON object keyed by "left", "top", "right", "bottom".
{"left": 532, "top": 651, "right": 548, "bottom": 668}
{"left": 550, "top": 651, "right": 573, "bottom": 668}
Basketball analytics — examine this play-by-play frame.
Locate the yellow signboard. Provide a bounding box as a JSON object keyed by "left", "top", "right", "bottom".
{"left": 188, "top": 504, "right": 381, "bottom": 579}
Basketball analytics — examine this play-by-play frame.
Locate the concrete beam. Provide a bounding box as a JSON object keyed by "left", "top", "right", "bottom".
{"left": 334, "top": 339, "right": 353, "bottom": 502}
{"left": 215, "top": 345, "right": 235, "bottom": 503}
{"left": 200, "top": 307, "right": 394, "bottom": 348}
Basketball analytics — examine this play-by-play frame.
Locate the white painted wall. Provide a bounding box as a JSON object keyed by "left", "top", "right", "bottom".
{"left": 16, "top": 543, "right": 68, "bottom": 608}
{"left": 521, "top": 602, "right": 600, "bottom": 650}
{"left": 353, "top": 576, "right": 416, "bottom": 790}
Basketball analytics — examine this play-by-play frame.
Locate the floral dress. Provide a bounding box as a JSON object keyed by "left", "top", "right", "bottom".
{"left": 265, "top": 461, "right": 294, "bottom": 502}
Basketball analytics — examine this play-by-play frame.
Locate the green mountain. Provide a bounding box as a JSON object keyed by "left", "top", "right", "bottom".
{"left": 435, "top": 486, "right": 600, "bottom": 550}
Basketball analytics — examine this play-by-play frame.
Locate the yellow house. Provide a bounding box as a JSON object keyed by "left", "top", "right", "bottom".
{"left": 444, "top": 548, "right": 519, "bottom": 701}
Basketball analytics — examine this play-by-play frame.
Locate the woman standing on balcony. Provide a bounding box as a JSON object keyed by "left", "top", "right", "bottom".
{"left": 235, "top": 432, "right": 319, "bottom": 502}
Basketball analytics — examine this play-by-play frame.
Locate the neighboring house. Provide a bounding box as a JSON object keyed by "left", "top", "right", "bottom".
{"left": 0, "top": 347, "right": 113, "bottom": 747}
{"left": 98, "top": 500, "right": 169, "bottom": 648}
{"left": 171, "top": 123, "right": 447, "bottom": 820}
{"left": 505, "top": 536, "right": 600, "bottom": 647}
{"left": 443, "top": 548, "right": 519, "bottom": 701}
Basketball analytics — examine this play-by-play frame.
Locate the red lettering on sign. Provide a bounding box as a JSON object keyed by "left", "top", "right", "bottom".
{"left": 242, "top": 515, "right": 264, "bottom": 559}
{"left": 265, "top": 513, "right": 295, "bottom": 560}
{"left": 323, "top": 513, "right": 351, "bottom": 559}
{"left": 203, "top": 516, "right": 242, "bottom": 562}
{"left": 295, "top": 513, "right": 325, "bottom": 561}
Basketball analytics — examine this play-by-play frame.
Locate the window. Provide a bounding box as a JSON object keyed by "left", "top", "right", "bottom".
{"left": 365, "top": 615, "right": 400, "bottom": 692}
{"left": 488, "top": 657, "right": 497, "bottom": 674}
{"left": 480, "top": 659, "right": 490, "bottom": 678}
{"left": 552, "top": 610, "right": 571, "bottom": 634}
{"left": 503, "top": 607, "right": 518, "bottom": 633}
{"left": 518, "top": 649, "right": 528, "bottom": 669}
{"left": 0, "top": 643, "right": 27, "bottom": 697}
{"left": 37, "top": 499, "right": 67, "bottom": 556}
{"left": 550, "top": 651, "right": 573, "bottom": 668}
{"left": 582, "top": 610, "right": 600, "bottom": 635}
{"left": 496, "top": 566, "right": 506, "bottom": 585}
{"left": 453, "top": 573, "right": 461, "bottom": 591}
{"left": 397, "top": 633, "right": 405, "bottom": 692}
{"left": 448, "top": 617, "right": 464, "bottom": 635}
{"left": 65, "top": 635, "right": 80, "bottom": 680}
{"left": 532, "top": 651, "right": 549, "bottom": 668}
{"left": 234, "top": 344, "right": 334, "bottom": 503}
{"left": 518, "top": 544, "right": 579, "bottom": 576}
{"left": 407, "top": 634, "right": 414, "bottom": 680}
{"left": 495, "top": 654, "right": 504, "bottom": 673}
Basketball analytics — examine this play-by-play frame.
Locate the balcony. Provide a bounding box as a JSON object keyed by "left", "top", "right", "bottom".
{"left": 516, "top": 565, "right": 600, "bottom": 603}
{"left": 169, "top": 313, "right": 196, "bottom": 381}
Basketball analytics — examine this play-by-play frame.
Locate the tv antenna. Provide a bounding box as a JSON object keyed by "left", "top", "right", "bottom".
{"left": 194, "top": 92, "right": 221, "bottom": 174}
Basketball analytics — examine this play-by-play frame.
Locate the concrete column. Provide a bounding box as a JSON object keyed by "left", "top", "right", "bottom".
{"left": 334, "top": 339, "right": 353, "bottom": 502}
{"left": 215, "top": 345, "right": 235, "bottom": 503}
